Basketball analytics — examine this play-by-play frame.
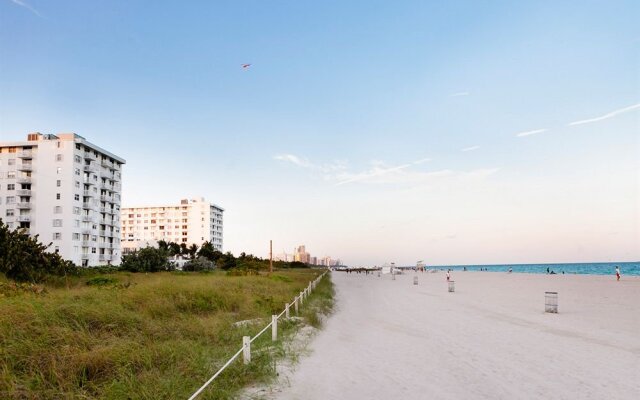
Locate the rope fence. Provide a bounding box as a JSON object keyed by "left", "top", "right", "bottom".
{"left": 187, "top": 270, "right": 329, "bottom": 400}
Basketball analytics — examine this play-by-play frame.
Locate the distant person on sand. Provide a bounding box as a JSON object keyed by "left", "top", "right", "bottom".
{"left": 508, "top": 268, "right": 512, "bottom": 273}
{"left": 615, "top": 266, "right": 621, "bottom": 281}
{"left": 547, "top": 267, "right": 550, "bottom": 274}
{"left": 446, "top": 270, "right": 451, "bottom": 281}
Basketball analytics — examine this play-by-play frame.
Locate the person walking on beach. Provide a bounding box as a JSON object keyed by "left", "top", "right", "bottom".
{"left": 615, "top": 266, "right": 621, "bottom": 281}
{"left": 446, "top": 270, "right": 451, "bottom": 281}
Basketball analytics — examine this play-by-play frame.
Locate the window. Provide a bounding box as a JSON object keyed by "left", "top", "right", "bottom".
{"left": 56, "top": 193, "right": 61, "bottom": 200}
{"left": 74, "top": 155, "right": 81, "bottom": 163}
{"left": 75, "top": 181, "right": 80, "bottom": 188}
{"left": 53, "top": 232, "right": 62, "bottom": 240}
{"left": 53, "top": 219, "right": 63, "bottom": 227}
{"left": 74, "top": 220, "right": 80, "bottom": 227}
{"left": 74, "top": 194, "right": 80, "bottom": 201}
{"left": 6, "top": 196, "right": 15, "bottom": 204}
{"left": 7, "top": 184, "right": 14, "bottom": 191}
{"left": 56, "top": 154, "right": 63, "bottom": 162}
{"left": 5, "top": 209, "right": 14, "bottom": 217}
{"left": 57, "top": 141, "right": 63, "bottom": 148}
{"left": 8, "top": 159, "right": 15, "bottom": 165}
{"left": 72, "top": 233, "right": 80, "bottom": 240}
{"left": 56, "top": 180, "right": 61, "bottom": 187}
{"left": 75, "top": 168, "right": 80, "bottom": 176}
{"left": 73, "top": 207, "right": 80, "bottom": 215}
{"left": 54, "top": 206, "right": 62, "bottom": 214}
{"left": 7, "top": 171, "right": 15, "bottom": 179}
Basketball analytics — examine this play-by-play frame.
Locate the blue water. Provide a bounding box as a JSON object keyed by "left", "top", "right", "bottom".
{"left": 428, "top": 262, "right": 640, "bottom": 276}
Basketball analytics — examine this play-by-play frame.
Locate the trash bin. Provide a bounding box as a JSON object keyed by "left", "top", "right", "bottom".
{"left": 413, "top": 276, "right": 418, "bottom": 285}
{"left": 448, "top": 281, "right": 455, "bottom": 292}
{"left": 545, "top": 292, "right": 558, "bottom": 313}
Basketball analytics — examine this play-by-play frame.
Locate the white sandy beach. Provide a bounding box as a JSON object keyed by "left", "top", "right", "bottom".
{"left": 272, "top": 271, "right": 640, "bottom": 400}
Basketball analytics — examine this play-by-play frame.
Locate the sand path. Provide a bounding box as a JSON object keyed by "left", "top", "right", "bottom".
{"left": 273, "top": 271, "right": 639, "bottom": 400}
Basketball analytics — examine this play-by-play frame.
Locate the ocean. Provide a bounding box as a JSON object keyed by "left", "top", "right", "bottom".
{"left": 428, "top": 262, "right": 640, "bottom": 276}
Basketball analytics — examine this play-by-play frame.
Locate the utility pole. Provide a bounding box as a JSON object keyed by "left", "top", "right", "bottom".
{"left": 269, "top": 239, "right": 273, "bottom": 274}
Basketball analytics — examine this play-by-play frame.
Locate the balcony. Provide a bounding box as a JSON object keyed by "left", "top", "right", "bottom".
{"left": 17, "top": 164, "right": 33, "bottom": 172}
{"left": 84, "top": 152, "right": 96, "bottom": 160}
{"left": 83, "top": 179, "right": 96, "bottom": 186}
{"left": 83, "top": 164, "right": 98, "bottom": 174}
{"left": 83, "top": 190, "right": 95, "bottom": 197}
{"left": 100, "top": 195, "right": 113, "bottom": 202}
{"left": 82, "top": 228, "right": 93, "bottom": 234}
{"left": 17, "top": 177, "right": 31, "bottom": 184}
{"left": 101, "top": 159, "right": 114, "bottom": 169}
{"left": 82, "top": 202, "right": 93, "bottom": 209}
{"left": 16, "top": 215, "right": 31, "bottom": 222}
{"left": 81, "top": 215, "right": 94, "bottom": 223}
{"left": 81, "top": 240, "right": 92, "bottom": 247}
{"left": 17, "top": 150, "right": 33, "bottom": 159}
{"left": 99, "top": 229, "right": 106, "bottom": 236}
{"left": 16, "top": 202, "right": 31, "bottom": 209}
{"left": 18, "top": 228, "right": 30, "bottom": 235}
{"left": 81, "top": 253, "right": 90, "bottom": 259}
{"left": 99, "top": 254, "right": 112, "bottom": 261}
{"left": 16, "top": 189, "right": 31, "bottom": 196}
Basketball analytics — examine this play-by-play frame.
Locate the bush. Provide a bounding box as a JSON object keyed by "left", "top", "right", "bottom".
{"left": 0, "top": 219, "right": 77, "bottom": 283}
{"left": 119, "top": 247, "right": 173, "bottom": 272}
{"left": 183, "top": 257, "right": 215, "bottom": 272}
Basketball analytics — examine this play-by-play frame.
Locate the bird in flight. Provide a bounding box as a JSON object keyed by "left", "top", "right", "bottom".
{"left": 241, "top": 64, "right": 251, "bottom": 69}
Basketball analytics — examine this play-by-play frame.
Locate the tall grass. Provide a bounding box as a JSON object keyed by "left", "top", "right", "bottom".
{"left": 0, "top": 269, "right": 332, "bottom": 399}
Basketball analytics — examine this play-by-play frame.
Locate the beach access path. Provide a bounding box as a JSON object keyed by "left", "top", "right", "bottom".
{"left": 272, "top": 271, "right": 639, "bottom": 400}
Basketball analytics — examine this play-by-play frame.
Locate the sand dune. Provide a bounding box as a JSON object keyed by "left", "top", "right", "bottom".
{"left": 273, "top": 271, "right": 640, "bottom": 400}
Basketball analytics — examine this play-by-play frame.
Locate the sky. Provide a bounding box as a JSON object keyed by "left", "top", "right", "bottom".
{"left": 0, "top": 0, "right": 638, "bottom": 266}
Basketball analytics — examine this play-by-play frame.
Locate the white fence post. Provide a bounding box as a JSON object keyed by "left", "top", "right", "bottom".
{"left": 294, "top": 296, "right": 299, "bottom": 314}
{"left": 243, "top": 336, "right": 251, "bottom": 364}
{"left": 285, "top": 302, "right": 290, "bottom": 318}
{"left": 300, "top": 291, "right": 304, "bottom": 305}
{"left": 272, "top": 315, "right": 278, "bottom": 341}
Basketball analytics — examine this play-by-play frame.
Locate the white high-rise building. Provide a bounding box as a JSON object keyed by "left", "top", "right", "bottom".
{"left": 0, "top": 133, "right": 125, "bottom": 266}
{"left": 121, "top": 197, "right": 224, "bottom": 251}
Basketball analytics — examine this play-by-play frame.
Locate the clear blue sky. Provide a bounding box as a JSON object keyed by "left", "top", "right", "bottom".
{"left": 1, "top": 0, "right": 638, "bottom": 265}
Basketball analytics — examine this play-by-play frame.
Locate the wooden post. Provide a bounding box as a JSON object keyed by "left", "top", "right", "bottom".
{"left": 269, "top": 240, "right": 273, "bottom": 274}
{"left": 294, "top": 297, "right": 299, "bottom": 314}
{"left": 300, "top": 291, "right": 304, "bottom": 305}
{"left": 243, "top": 336, "right": 251, "bottom": 364}
{"left": 272, "top": 315, "right": 277, "bottom": 341}
{"left": 285, "top": 302, "right": 290, "bottom": 318}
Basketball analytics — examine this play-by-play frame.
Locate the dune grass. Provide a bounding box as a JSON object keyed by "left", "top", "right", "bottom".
{"left": 0, "top": 269, "right": 333, "bottom": 399}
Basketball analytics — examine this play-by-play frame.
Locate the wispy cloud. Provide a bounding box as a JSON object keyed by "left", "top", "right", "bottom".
{"left": 9, "top": 0, "right": 42, "bottom": 17}
{"left": 461, "top": 146, "right": 480, "bottom": 152}
{"left": 567, "top": 103, "right": 640, "bottom": 126}
{"left": 336, "top": 163, "right": 413, "bottom": 185}
{"left": 274, "top": 153, "right": 347, "bottom": 174}
{"left": 450, "top": 92, "right": 470, "bottom": 97}
{"left": 275, "top": 153, "right": 497, "bottom": 187}
{"left": 274, "top": 154, "right": 313, "bottom": 168}
{"left": 412, "top": 157, "right": 432, "bottom": 165}
{"left": 515, "top": 128, "right": 547, "bottom": 137}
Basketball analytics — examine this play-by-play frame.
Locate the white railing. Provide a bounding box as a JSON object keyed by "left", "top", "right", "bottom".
{"left": 187, "top": 270, "right": 329, "bottom": 400}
